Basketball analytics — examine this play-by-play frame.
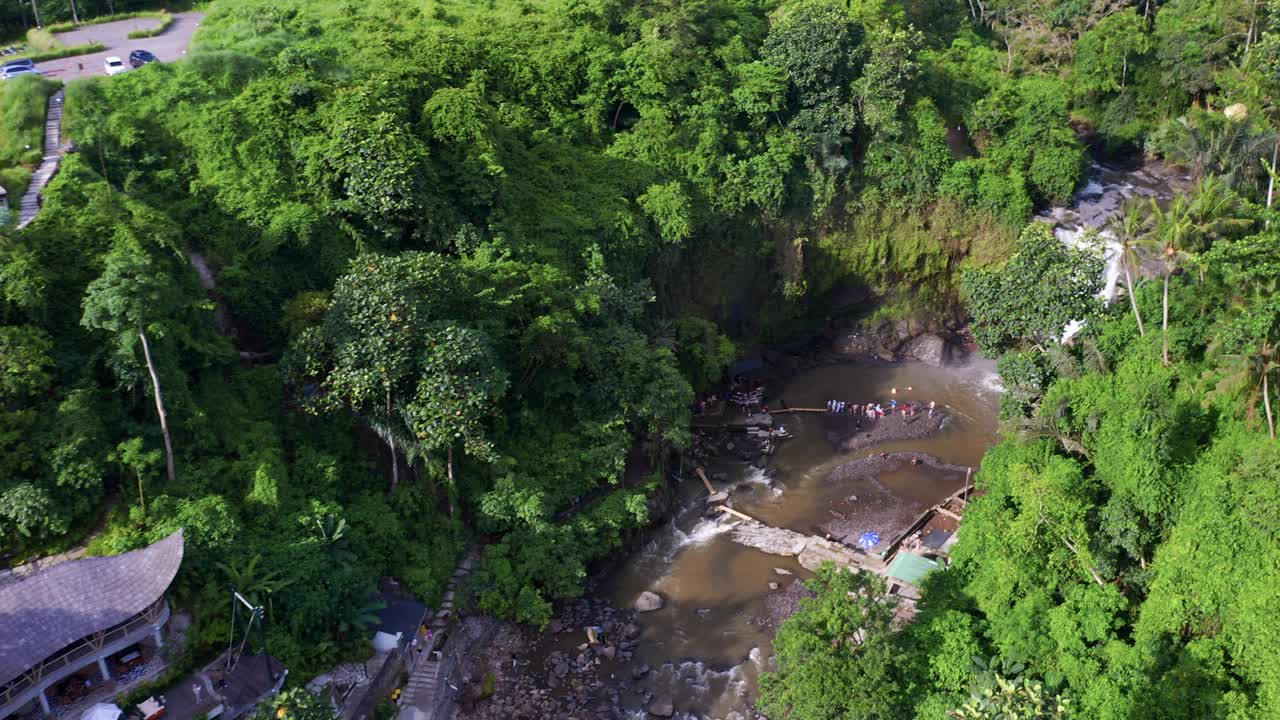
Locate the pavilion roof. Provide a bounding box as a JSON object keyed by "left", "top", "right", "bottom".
{"left": 0, "top": 530, "right": 184, "bottom": 689}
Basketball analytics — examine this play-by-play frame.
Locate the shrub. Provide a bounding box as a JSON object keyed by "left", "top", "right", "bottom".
{"left": 0, "top": 75, "right": 59, "bottom": 167}
{"left": 128, "top": 13, "right": 175, "bottom": 40}
{"left": 25, "top": 28, "right": 60, "bottom": 52}
{"left": 47, "top": 10, "right": 170, "bottom": 34}
{"left": 29, "top": 43, "right": 105, "bottom": 62}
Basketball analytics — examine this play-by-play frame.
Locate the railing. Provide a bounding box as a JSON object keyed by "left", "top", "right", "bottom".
{"left": 0, "top": 598, "right": 167, "bottom": 711}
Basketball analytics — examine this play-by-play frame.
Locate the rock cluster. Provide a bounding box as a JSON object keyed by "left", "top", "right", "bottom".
{"left": 830, "top": 316, "right": 969, "bottom": 366}
{"left": 456, "top": 597, "right": 658, "bottom": 719}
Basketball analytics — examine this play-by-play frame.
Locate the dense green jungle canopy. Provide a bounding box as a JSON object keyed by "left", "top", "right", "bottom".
{"left": 2, "top": 0, "right": 1280, "bottom": 716}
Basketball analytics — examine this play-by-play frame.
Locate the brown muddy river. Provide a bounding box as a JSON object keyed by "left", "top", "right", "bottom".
{"left": 600, "top": 359, "right": 1001, "bottom": 718}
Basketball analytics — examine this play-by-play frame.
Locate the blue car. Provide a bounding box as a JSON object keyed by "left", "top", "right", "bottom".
{"left": 128, "top": 49, "right": 158, "bottom": 68}
{"left": 1, "top": 58, "right": 34, "bottom": 71}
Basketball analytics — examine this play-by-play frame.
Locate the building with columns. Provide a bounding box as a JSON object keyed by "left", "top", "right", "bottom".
{"left": 0, "top": 531, "right": 184, "bottom": 720}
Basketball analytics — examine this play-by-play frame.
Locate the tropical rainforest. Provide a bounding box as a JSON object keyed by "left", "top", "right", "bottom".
{"left": 2, "top": 0, "right": 1280, "bottom": 717}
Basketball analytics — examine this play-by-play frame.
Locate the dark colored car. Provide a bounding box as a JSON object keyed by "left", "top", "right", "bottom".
{"left": 2, "top": 58, "right": 34, "bottom": 71}
{"left": 128, "top": 50, "right": 158, "bottom": 68}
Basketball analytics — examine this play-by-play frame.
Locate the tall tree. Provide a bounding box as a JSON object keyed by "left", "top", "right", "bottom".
{"left": 81, "top": 234, "right": 207, "bottom": 484}
{"left": 284, "top": 252, "right": 469, "bottom": 491}
{"left": 1215, "top": 340, "right": 1280, "bottom": 438}
{"left": 1143, "top": 197, "right": 1198, "bottom": 365}
{"left": 402, "top": 321, "right": 507, "bottom": 515}
{"left": 1110, "top": 199, "right": 1152, "bottom": 336}
{"left": 961, "top": 222, "right": 1104, "bottom": 356}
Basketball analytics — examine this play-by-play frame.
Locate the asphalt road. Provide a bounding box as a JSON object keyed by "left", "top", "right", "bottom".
{"left": 35, "top": 11, "right": 204, "bottom": 81}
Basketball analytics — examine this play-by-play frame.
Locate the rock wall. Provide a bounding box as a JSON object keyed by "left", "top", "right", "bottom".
{"left": 829, "top": 315, "right": 968, "bottom": 366}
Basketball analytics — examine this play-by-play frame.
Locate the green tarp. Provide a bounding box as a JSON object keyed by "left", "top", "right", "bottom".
{"left": 885, "top": 552, "right": 940, "bottom": 586}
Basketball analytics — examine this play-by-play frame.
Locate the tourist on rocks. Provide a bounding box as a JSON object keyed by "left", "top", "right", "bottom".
{"left": 929, "top": 400, "right": 936, "bottom": 417}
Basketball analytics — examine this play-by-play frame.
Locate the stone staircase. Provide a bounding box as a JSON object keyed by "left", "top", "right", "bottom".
{"left": 397, "top": 547, "right": 480, "bottom": 720}
{"left": 16, "top": 88, "right": 67, "bottom": 230}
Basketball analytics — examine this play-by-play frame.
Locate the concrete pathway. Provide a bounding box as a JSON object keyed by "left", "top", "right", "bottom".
{"left": 15, "top": 88, "right": 65, "bottom": 230}
{"left": 398, "top": 547, "right": 480, "bottom": 720}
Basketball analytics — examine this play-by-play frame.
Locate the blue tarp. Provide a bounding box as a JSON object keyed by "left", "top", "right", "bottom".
{"left": 729, "top": 357, "right": 765, "bottom": 375}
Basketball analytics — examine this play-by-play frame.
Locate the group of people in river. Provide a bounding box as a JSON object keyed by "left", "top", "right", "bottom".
{"left": 826, "top": 389, "right": 936, "bottom": 421}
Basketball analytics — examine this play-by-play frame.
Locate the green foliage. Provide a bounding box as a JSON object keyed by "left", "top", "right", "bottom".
{"left": 0, "top": 74, "right": 59, "bottom": 202}
{"left": 672, "top": 316, "right": 735, "bottom": 393}
{"left": 28, "top": 43, "right": 107, "bottom": 63}
{"left": 759, "top": 563, "right": 908, "bottom": 719}
{"left": 962, "top": 223, "right": 1103, "bottom": 355}
{"left": 127, "top": 12, "right": 175, "bottom": 40}
{"left": 8, "top": 0, "right": 1280, "bottom": 709}
{"left": 1073, "top": 11, "right": 1151, "bottom": 95}
{"left": 950, "top": 663, "right": 1070, "bottom": 718}
{"left": 253, "top": 688, "right": 337, "bottom": 720}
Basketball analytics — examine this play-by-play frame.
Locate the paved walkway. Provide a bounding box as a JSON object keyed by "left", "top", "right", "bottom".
{"left": 15, "top": 88, "right": 65, "bottom": 230}
{"left": 38, "top": 12, "right": 204, "bottom": 81}
{"left": 398, "top": 547, "right": 480, "bottom": 720}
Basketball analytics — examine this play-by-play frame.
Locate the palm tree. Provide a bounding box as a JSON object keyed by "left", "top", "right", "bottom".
{"left": 1171, "top": 114, "right": 1277, "bottom": 189}
{"left": 218, "top": 554, "right": 293, "bottom": 619}
{"left": 1109, "top": 200, "right": 1152, "bottom": 336}
{"left": 1186, "top": 176, "right": 1254, "bottom": 245}
{"left": 1143, "top": 197, "right": 1198, "bottom": 366}
{"left": 1213, "top": 340, "right": 1280, "bottom": 439}
{"left": 1014, "top": 395, "right": 1090, "bottom": 459}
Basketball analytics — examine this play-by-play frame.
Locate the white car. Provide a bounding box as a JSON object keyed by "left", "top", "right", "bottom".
{"left": 104, "top": 57, "right": 128, "bottom": 76}
{"left": 1, "top": 66, "right": 41, "bottom": 80}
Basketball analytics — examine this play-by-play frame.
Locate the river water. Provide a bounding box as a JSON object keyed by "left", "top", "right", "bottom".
{"left": 595, "top": 359, "right": 1002, "bottom": 718}
{"left": 585, "top": 159, "right": 1188, "bottom": 718}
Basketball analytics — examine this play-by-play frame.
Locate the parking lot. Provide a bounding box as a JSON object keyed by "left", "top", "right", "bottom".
{"left": 33, "top": 11, "right": 203, "bottom": 81}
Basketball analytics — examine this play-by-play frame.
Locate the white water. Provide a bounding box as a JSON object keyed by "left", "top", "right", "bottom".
{"left": 1041, "top": 162, "right": 1189, "bottom": 342}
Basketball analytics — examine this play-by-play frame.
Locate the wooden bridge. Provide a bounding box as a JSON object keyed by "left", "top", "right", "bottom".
{"left": 15, "top": 88, "right": 68, "bottom": 230}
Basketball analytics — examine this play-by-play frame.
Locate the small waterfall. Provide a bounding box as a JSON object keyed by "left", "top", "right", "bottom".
{"left": 1041, "top": 162, "right": 1189, "bottom": 341}
{"left": 670, "top": 518, "right": 732, "bottom": 550}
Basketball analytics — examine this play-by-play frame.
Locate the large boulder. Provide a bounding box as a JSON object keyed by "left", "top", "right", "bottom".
{"left": 634, "top": 591, "right": 665, "bottom": 612}
{"left": 831, "top": 332, "right": 880, "bottom": 357}
{"left": 647, "top": 697, "right": 675, "bottom": 717}
{"left": 903, "top": 333, "right": 950, "bottom": 367}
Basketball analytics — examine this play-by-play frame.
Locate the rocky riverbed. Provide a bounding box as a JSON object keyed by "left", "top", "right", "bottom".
{"left": 818, "top": 452, "right": 971, "bottom": 545}
{"left": 821, "top": 405, "right": 950, "bottom": 452}
{"left": 450, "top": 594, "right": 720, "bottom": 719}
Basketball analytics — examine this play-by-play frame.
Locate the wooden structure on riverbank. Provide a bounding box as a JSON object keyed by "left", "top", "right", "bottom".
{"left": 710, "top": 477, "right": 972, "bottom": 593}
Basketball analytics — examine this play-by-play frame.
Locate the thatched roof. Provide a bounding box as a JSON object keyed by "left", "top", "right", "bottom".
{"left": 0, "top": 531, "right": 184, "bottom": 689}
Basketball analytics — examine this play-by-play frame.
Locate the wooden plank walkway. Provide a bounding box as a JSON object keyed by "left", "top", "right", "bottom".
{"left": 15, "top": 88, "right": 67, "bottom": 230}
